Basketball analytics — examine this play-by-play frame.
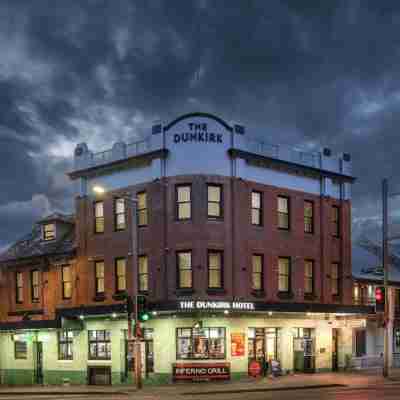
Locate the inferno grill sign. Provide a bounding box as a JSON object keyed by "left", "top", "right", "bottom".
{"left": 173, "top": 363, "right": 230, "bottom": 381}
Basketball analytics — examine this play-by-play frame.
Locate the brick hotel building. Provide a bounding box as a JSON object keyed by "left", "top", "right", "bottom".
{"left": 0, "top": 112, "right": 374, "bottom": 385}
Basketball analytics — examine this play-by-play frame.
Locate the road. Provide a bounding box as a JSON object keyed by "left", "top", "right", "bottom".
{"left": 0, "top": 384, "right": 396, "bottom": 400}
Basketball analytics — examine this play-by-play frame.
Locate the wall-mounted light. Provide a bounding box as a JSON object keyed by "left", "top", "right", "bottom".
{"left": 79, "top": 314, "right": 84, "bottom": 320}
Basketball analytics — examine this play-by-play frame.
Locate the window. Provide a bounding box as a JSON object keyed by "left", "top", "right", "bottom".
{"left": 277, "top": 196, "right": 290, "bottom": 230}
{"left": 115, "top": 258, "right": 126, "bottom": 293}
{"left": 332, "top": 206, "right": 340, "bottom": 237}
{"left": 176, "top": 185, "right": 191, "bottom": 220}
{"left": 58, "top": 330, "right": 73, "bottom": 360}
{"left": 14, "top": 341, "right": 27, "bottom": 359}
{"left": 31, "top": 270, "right": 40, "bottom": 302}
{"left": 304, "top": 260, "right": 314, "bottom": 295}
{"left": 354, "top": 329, "right": 366, "bottom": 357}
{"left": 16, "top": 272, "right": 23, "bottom": 303}
{"left": 248, "top": 328, "right": 280, "bottom": 361}
{"left": 367, "top": 284, "right": 375, "bottom": 305}
{"left": 331, "top": 263, "right": 340, "bottom": 296}
{"left": 208, "top": 251, "right": 223, "bottom": 289}
{"left": 62, "top": 265, "right": 72, "bottom": 300}
{"left": 88, "top": 330, "right": 111, "bottom": 360}
{"left": 252, "top": 255, "right": 263, "bottom": 291}
{"left": 251, "top": 191, "right": 263, "bottom": 226}
{"left": 137, "top": 192, "right": 148, "bottom": 226}
{"left": 177, "top": 251, "right": 192, "bottom": 289}
{"left": 114, "top": 198, "right": 126, "bottom": 230}
{"left": 278, "top": 257, "right": 291, "bottom": 292}
{"left": 95, "top": 261, "right": 105, "bottom": 295}
{"left": 138, "top": 255, "right": 148, "bottom": 292}
{"left": 94, "top": 201, "right": 104, "bottom": 233}
{"left": 394, "top": 328, "right": 400, "bottom": 354}
{"left": 207, "top": 184, "right": 222, "bottom": 219}
{"left": 176, "top": 327, "right": 226, "bottom": 360}
{"left": 43, "top": 223, "right": 55, "bottom": 241}
{"left": 353, "top": 283, "right": 360, "bottom": 305}
{"left": 304, "top": 201, "right": 314, "bottom": 233}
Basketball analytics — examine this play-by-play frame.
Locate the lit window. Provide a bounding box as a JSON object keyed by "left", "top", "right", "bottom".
{"left": 43, "top": 223, "right": 55, "bottom": 241}
{"left": 353, "top": 283, "right": 360, "bottom": 304}
{"left": 58, "top": 330, "right": 73, "bottom": 360}
{"left": 278, "top": 257, "right": 291, "bottom": 292}
{"left": 62, "top": 265, "right": 72, "bottom": 299}
{"left": 137, "top": 192, "right": 148, "bottom": 226}
{"left": 177, "top": 185, "right": 191, "bottom": 220}
{"left": 16, "top": 272, "right": 23, "bottom": 303}
{"left": 31, "top": 270, "right": 40, "bottom": 302}
{"left": 208, "top": 251, "right": 223, "bottom": 289}
{"left": 88, "top": 330, "right": 111, "bottom": 360}
{"left": 304, "top": 201, "right": 314, "bottom": 234}
{"left": 95, "top": 261, "right": 105, "bottom": 295}
{"left": 304, "top": 260, "right": 314, "bottom": 294}
{"left": 94, "top": 201, "right": 104, "bottom": 233}
{"left": 331, "top": 263, "right": 340, "bottom": 296}
{"left": 138, "top": 255, "right": 148, "bottom": 292}
{"left": 207, "top": 185, "right": 222, "bottom": 218}
{"left": 251, "top": 191, "right": 262, "bottom": 226}
{"left": 177, "top": 251, "right": 192, "bottom": 289}
{"left": 277, "top": 196, "right": 290, "bottom": 230}
{"left": 115, "top": 258, "right": 126, "bottom": 292}
{"left": 14, "top": 341, "right": 27, "bottom": 359}
{"left": 115, "top": 198, "right": 126, "bottom": 230}
{"left": 252, "top": 255, "right": 263, "bottom": 291}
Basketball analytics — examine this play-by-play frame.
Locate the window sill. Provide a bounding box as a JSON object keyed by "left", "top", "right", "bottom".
{"left": 206, "top": 288, "right": 226, "bottom": 295}
{"left": 277, "top": 291, "right": 294, "bottom": 299}
{"left": 277, "top": 227, "right": 290, "bottom": 232}
{"left": 175, "top": 288, "right": 194, "bottom": 296}
{"left": 93, "top": 294, "right": 106, "bottom": 302}
{"left": 251, "top": 290, "right": 265, "bottom": 298}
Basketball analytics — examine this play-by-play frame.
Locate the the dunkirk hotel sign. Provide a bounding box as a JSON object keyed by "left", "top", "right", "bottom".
{"left": 173, "top": 123, "right": 223, "bottom": 144}
{"left": 179, "top": 300, "right": 255, "bottom": 311}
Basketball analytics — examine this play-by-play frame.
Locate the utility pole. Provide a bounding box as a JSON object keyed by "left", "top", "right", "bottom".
{"left": 382, "top": 178, "right": 389, "bottom": 378}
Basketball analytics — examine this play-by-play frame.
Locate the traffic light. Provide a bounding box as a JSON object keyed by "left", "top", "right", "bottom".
{"left": 375, "top": 286, "right": 385, "bottom": 313}
{"left": 136, "top": 294, "right": 150, "bottom": 323}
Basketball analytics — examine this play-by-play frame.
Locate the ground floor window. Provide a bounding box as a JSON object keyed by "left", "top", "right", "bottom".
{"left": 176, "top": 327, "right": 226, "bottom": 360}
{"left": 88, "top": 330, "right": 111, "bottom": 360}
{"left": 394, "top": 328, "right": 400, "bottom": 354}
{"left": 58, "top": 330, "right": 74, "bottom": 360}
{"left": 248, "top": 328, "right": 280, "bottom": 361}
{"left": 14, "top": 341, "right": 27, "bottom": 359}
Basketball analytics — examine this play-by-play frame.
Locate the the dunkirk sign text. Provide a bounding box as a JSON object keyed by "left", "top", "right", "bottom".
{"left": 174, "top": 123, "right": 223, "bottom": 144}
{"left": 179, "top": 300, "right": 255, "bottom": 311}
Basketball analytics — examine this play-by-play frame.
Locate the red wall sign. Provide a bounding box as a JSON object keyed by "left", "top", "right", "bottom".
{"left": 173, "top": 363, "right": 230, "bottom": 381}
{"left": 248, "top": 360, "right": 263, "bottom": 377}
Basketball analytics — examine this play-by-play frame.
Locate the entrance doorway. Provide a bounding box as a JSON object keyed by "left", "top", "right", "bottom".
{"left": 332, "top": 329, "right": 339, "bottom": 371}
{"left": 34, "top": 342, "right": 43, "bottom": 384}
{"left": 88, "top": 366, "right": 111, "bottom": 385}
{"left": 293, "top": 328, "right": 315, "bottom": 373}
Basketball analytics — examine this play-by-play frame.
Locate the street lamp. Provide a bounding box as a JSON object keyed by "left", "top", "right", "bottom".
{"left": 92, "top": 185, "right": 142, "bottom": 389}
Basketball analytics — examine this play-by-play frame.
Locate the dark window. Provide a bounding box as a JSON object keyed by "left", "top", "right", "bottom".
{"left": 208, "top": 251, "right": 223, "bottom": 289}
{"left": 88, "top": 330, "right": 111, "bottom": 360}
{"left": 95, "top": 261, "right": 105, "bottom": 295}
{"left": 14, "top": 341, "right": 27, "bottom": 359}
{"left": 304, "top": 201, "right": 314, "bottom": 234}
{"left": 331, "top": 263, "right": 340, "bottom": 296}
{"left": 31, "top": 270, "right": 40, "bottom": 302}
{"left": 277, "top": 196, "right": 290, "bottom": 230}
{"left": 252, "top": 255, "right": 263, "bottom": 291}
{"left": 207, "top": 184, "right": 223, "bottom": 219}
{"left": 137, "top": 192, "right": 148, "bottom": 227}
{"left": 62, "top": 265, "right": 72, "bottom": 300}
{"left": 16, "top": 272, "right": 23, "bottom": 303}
{"left": 58, "top": 330, "right": 73, "bottom": 360}
{"left": 354, "top": 329, "right": 366, "bottom": 357}
{"left": 176, "top": 185, "right": 191, "bottom": 220}
{"left": 332, "top": 206, "right": 340, "bottom": 237}
{"left": 177, "top": 251, "right": 192, "bottom": 289}
{"left": 138, "top": 255, "right": 148, "bottom": 292}
{"left": 251, "top": 191, "right": 262, "bottom": 226}
{"left": 114, "top": 198, "right": 126, "bottom": 231}
{"left": 176, "top": 327, "right": 226, "bottom": 360}
{"left": 94, "top": 201, "right": 104, "bottom": 233}
{"left": 304, "top": 260, "right": 314, "bottom": 294}
{"left": 278, "top": 257, "right": 291, "bottom": 292}
{"left": 43, "top": 223, "right": 55, "bottom": 241}
{"left": 115, "top": 258, "right": 126, "bottom": 293}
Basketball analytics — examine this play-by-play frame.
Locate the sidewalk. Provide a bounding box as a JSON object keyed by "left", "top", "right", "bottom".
{"left": 0, "top": 371, "right": 398, "bottom": 397}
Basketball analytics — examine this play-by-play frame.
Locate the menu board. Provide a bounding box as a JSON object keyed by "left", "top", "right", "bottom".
{"left": 231, "top": 333, "right": 245, "bottom": 357}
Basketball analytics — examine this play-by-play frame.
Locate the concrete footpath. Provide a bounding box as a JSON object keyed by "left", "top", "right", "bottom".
{"left": 0, "top": 371, "right": 399, "bottom": 396}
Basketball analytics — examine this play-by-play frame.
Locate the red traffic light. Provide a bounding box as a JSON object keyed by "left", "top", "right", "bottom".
{"left": 375, "top": 288, "right": 383, "bottom": 302}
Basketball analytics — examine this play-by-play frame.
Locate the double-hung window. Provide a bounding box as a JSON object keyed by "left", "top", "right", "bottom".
{"left": 94, "top": 201, "right": 104, "bottom": 233}
{"left": 58, "top": 330, "right": 73, "bottom": 360}
{"left": 88, "top": 330, "right": 111, "bottom": 360}
{"left": 304, "top": 260, "right": 314, "bottom": 295}
{"left": 332, "top": 206, "right": 340, "bottom": 237}
{"left": 277, "top": 196, "right": 290, "bottom": 230}
{"left": 43, "top": 223, "right": 55, "bottom": 241}
{"left": 331, "top": 262, "right": 340, "bottom": 296}
{"left": 16, "top": 272, "right": 23, "bottom": 303}
{"left": 251, "top": 191, "right": 262, "bottom": 226}
{"left": 138, "top": 255, "right": 148, "bottom": 292}
{"left": 137, "top": 192, "right": 148, "bottom": 226}
{"left": 252, "top": 255, "right": 263, "bottom": 291}
{"left": 208, "top": 251, "right": 223, "bottom": 289}
{"left": 62, "top": 265, "right": 72, "bottom": 299}
{"left": 95, "top": 261, "right": 105, "bottom": 295}
{"left": 278, "top": 257, "right": 291, "bottom": 293}
{"left": 304, "top": 201, "right": 314, "bottom": 233}
{"left": 114, "top": 198, "right": 126, "bottom": 230}
{"left": 115, "top": 258, "right": 126, "bottom": 293}
{"left": 177, "top": 251, "right": 192, "bottom": 289}
{"left": 176, "top": 185, "right": 191, "bottom": 220}
{"left": 31, "top": 270, "right": 40, "bottom": 302}
{"left": 207, "top": 184, "right": 222, "bottom": 219}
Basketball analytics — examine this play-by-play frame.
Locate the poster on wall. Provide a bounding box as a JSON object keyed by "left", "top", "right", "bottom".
{"left": 231, "top": 333, "right": 245, "bottom": 357}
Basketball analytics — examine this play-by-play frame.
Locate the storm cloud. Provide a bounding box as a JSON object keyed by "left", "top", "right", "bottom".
{"left": 1, "top": 0, "right": 400, "bottom": 249}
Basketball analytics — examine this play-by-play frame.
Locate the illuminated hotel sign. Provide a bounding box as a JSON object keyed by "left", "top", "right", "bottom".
{"left": 173, "top": 123, "right": 223, "bottom": 144}
{"left": 179, "top": 300, "right": 255, "bottom": 311}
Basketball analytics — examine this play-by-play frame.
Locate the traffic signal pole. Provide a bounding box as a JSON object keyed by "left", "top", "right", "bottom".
{"left": 134, "top": 296, "right": 143, "bottom": 389}
{"left": 383, "top": 179, "right": 389, "bottom": 378}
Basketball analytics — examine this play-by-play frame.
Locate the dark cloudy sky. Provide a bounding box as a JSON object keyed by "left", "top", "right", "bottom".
{"left": 1, "top": 0, "right": 400, "bottom": 250}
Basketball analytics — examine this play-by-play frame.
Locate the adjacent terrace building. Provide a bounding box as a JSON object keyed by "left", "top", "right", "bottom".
{"left": 0, "top": 112, "right": 374, "bottom": 385}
